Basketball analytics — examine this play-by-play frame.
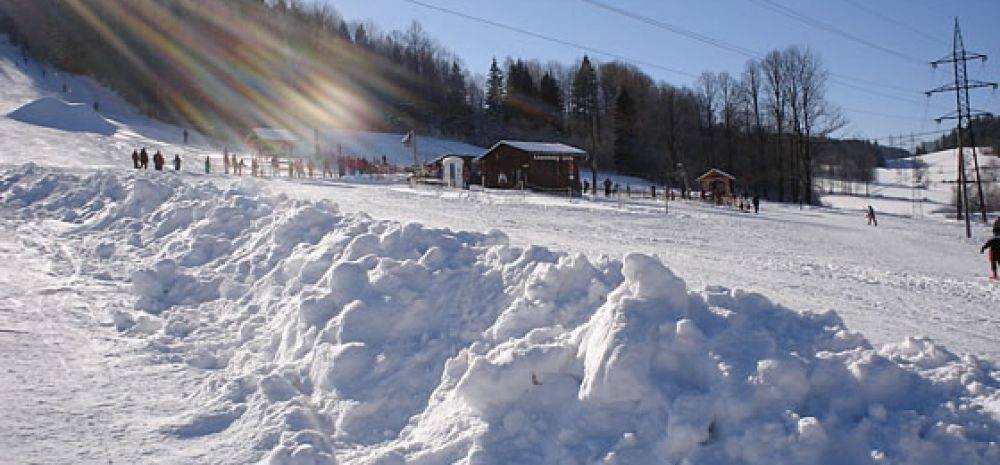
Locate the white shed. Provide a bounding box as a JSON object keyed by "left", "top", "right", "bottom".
{"left": 441, "top": 156, "right": 465, "bottom": 188}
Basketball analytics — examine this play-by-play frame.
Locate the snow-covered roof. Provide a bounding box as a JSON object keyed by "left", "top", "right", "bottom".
{"left": 250, "top": 128, "right": 297, "bottom": 143}
{"left": 316, "top": 129, "right": 485, "bottom": 166}
{"left": 696, "top": 168, "right": 736, "bottom": 181}
{"left": 490, "top": 140, "right": 587, "bottom": 157}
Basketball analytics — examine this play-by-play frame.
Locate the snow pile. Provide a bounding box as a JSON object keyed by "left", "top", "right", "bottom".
{"left": 2, "top": 164, "right": 998, "bottom": 465}
{"left": 6, "top": 96, "right": 117, "bottom": 135}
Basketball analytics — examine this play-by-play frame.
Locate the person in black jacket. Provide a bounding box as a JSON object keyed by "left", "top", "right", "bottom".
{"left": 982, "top": 235, "right": 1000, "bottom": 280}
{"left": 173, "top": 154, "right": 181, "bottom": 171}
{"left": 131, "top": 149, "right": 139, "bottom": 169}
{"left": 139, "top": 148, "right": 149, "bottom": 169}
{"left": 993, "top": 217, "right": 1000, "bottom": 236}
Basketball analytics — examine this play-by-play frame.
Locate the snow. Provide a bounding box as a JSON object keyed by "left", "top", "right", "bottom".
{"left": 1, "top": 166, "right": 998, "bottom": 464}
{"left": 7, "top": 96, "right": 117, "bottom": 135}
{"left": 1, "top": 33, "right": 999, "bottom": 464}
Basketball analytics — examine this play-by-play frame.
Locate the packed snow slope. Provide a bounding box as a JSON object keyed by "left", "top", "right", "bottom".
{"left": 821, "top": 148, "right": 1000, "bottom": 218}
{"left": 1, "top": 165, "right": 998, "bottom": 465}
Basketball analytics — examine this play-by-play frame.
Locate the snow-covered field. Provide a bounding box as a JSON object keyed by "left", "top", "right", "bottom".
{"left": 1, "top": 36, "right": 999, "bottom": 464}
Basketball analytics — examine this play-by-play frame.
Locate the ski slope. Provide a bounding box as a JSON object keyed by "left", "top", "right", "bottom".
{"left": 821, "top": 148, "right": 1000, "bottom": 219}
{"left": 1, "top": 35, "right": 999, "bottom": 464}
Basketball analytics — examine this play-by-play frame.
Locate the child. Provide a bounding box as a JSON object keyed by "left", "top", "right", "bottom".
{"left": 982, "top": 234, "right": 1000, "bottom": 280}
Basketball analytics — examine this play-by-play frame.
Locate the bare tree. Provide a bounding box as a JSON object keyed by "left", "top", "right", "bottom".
{"left": 718, "top": 71, "right": 739, "bottom": 172}
{"left": 762, "top": 50, "right": 787, "bottom": 201}
{"left": 794, "top": 47, "right": 845, "bottom": 204}
{"left": 740, "top": 59, "right": 766, "bottom": 194}
{"left": 697, "top": 72, "right": 718, "bottom": 167}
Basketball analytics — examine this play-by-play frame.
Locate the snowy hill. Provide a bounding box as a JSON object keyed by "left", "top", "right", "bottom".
{"left": 821, "top": 148, "right": 1000, "bottom": 219}
{"left": 1, "top": 33, "right": 999, "bottom": 465}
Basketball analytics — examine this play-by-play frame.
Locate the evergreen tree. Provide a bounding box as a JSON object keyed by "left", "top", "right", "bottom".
{"left": 613, "top": 88, "right": 637, "bottom": 174}
{"left": 485, "top": 57, "right": 505, "bottom": 120}
{"left": 571, "top": 56, "right": 599, "bottom": 191}
{"left": 539, "top": 71, "right": 562, "bottom": 131}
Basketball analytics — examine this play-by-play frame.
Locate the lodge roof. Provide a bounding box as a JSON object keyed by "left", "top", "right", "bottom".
{"left": 249, "top": 128, "right": 298, "bottom": 143}
{"left": 486, "top": 140, "right": 587, "bottom": 157}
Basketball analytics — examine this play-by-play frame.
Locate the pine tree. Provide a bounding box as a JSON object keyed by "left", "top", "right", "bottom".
{"left": 571, "top": 56, "right": 599, "bottom": 191}
{"left": 613, "top": 88, "right": 638, "bottom": 174}
{"left": 486, "top": 57, "right": 505, "bottom": 120}
{"left": 539, "top": 71, "right": 562, "bottom": 131}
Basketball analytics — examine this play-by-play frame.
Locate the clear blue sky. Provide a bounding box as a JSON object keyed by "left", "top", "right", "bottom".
{"left": 320, "top": 0, "right": 1000, "bottom": 146}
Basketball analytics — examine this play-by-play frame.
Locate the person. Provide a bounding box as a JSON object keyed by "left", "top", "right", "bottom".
{"left": 993, "top": 217, "right": 1000, "bottom": 236}
{"left": 153, "top": 150, "right": 165, "bottom": 171}
{"left": 752, "top": 194, "right": 760, "bottom": 214}
{"left": 173, "top": 154, "right": 181, "bottom": 171}
{"left": 866, "top": 205, "right": 878, "bottom": 227}
{"left": 307, "top": 159, "right": 315, "bottom": 178}
{"left": 237, "top": 158, "right": 245, "bottom": 176}
{"left": 204, "top": 156, "right": 211, "bottom": 174}
{"left": 223, "top": 150, "right": 230, "bottom": 174}
{"left": 251, "top": 157, "right": 259, "bottom": 177}
{"left": 583, "top": 179, "right": 590, "bottom": 195}
{"left": 981, "top": 234, "right": 1000, "bottom": 280}
{"left": 603, "top": 178, "right": 612, "bottom": 197}
{"left": 131, "top": 149, "right": 139, "bottom": 169}
{"left": 139, "top": 147, "right": 149, "bottom": 169}
{"left": 322, "top": 157, "right": 332, "bottom": 178}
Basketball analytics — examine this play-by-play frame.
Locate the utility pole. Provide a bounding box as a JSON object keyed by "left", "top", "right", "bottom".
{"left": 926, "top": 18, "right": 997, "bottom": 238}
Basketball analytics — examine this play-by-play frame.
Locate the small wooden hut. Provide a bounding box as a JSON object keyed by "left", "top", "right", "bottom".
{"left": 696, "top": 168, "right": 735, "bottom": 204}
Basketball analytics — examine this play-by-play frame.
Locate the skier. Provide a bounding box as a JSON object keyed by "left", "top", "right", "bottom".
{"left": 752, "top": 194, "right": 760, "bottom": 214}
{"left": 583, "top": 180, "right": 590, "bottom": 195}
{"left": 173, "top": 154, "right": 181, "bottom": 171}
{"left": 237, "top": 158, "right": 246, "bottom": 176}
{"left": 981, "top": 234, "right": 1000, "bottom": 280}
{"left": 223, "top": 149, "right": 230, "bottom": 175}
{"left": 139, "top": 148, "right": 149, "bottom": 169}
{"left": 993, "top": 217, "right": 1000, "bottom": 236}
{"left": 131, "top": 149, "right": 139, "bottom": 169}
{"left": 866, "top": 205, "right": 878, "bottom": 227}
{"left": 153, "top": 151, "right": 165, "bottom": 171}
{"left": 603, "top": 178, "right": 612, "bottom": 197}
{"left": 204, "top": 156, "right": 211, "bottom": 174}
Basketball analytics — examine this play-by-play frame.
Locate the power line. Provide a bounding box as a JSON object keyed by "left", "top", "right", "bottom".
{"left": 576, "top": 0, "right": 948, "bottom": 109}
{"left": 403, "top": 0, "right": 942, "bottom": 126}
{"left": 836, "top": 0, "right": 948, "bottom": 46}
{"left": 401, "top": 0, "right": 698, "bottom": 79}
{"left": 748, "top": 0, "right": 928, "bottom": 66}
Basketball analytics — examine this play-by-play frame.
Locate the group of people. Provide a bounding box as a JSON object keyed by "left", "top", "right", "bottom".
{"left": 131, "top": 148, "right": 181, "bottom": 171}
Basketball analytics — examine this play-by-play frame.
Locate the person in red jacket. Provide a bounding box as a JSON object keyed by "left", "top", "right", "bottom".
{"left": 982, "top": 235, "right": 1000, "bottom": 280}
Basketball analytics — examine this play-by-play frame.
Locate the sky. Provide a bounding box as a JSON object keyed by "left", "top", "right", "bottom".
{"left": 320, "top": 0, "right": 1000, "bottom": 147}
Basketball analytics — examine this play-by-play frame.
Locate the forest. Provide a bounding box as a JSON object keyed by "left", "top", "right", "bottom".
{"left": 0, "top": 0, "right": 896, "bottom": 203}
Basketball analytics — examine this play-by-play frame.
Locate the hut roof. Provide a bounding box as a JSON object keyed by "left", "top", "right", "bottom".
{"left": 696, "top": 168, "right": 736, "bottom": 182}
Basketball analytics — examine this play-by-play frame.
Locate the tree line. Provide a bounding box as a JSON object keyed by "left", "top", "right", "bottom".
{"left": 0, "top": 0, "right": 884, "bottom": 203}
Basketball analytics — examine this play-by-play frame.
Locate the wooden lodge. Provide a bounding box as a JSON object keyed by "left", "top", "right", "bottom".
{"left": 696, "top": 168, "right": 736, "bottom": 204}
{"left": 247, "top": 128, "right": 297, "bottom": 159}
{"left": 478, "top": 141, "right": 586, "bottom": 191}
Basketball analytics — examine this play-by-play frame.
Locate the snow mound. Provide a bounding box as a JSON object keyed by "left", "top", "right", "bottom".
{"left": 6, "top": 96, "right": 116, "bottom": 135}
{"left": 2, "top": 164, "right": 998, "bottom": 465}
